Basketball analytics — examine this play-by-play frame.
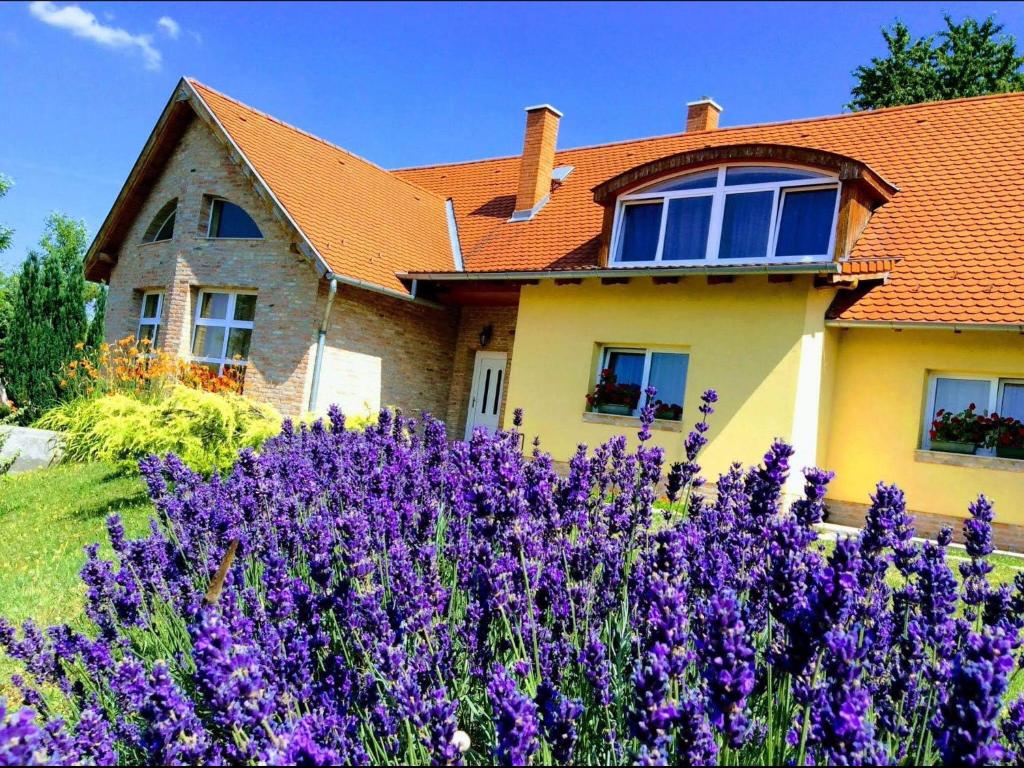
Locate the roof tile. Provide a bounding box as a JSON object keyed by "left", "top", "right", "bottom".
{"left": 398, "top": 93, "right": 1024, "bottom": 324}
{"left": 190, "top": 80, "right": 453, "bottom": 295}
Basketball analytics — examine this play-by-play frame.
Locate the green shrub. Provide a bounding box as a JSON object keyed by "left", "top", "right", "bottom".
{"left": 37, "top": 385, "right": 280, "bottom": 474}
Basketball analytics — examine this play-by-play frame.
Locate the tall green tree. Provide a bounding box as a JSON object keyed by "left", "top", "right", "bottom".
{"left": 849, "top": 14, "right": 1024, "bottom": 111}
{"left": 86, "top": 283, "right": 107, "bottom": 350}
{"left": 2, "top": 213, "right": 90, "bottom": 419}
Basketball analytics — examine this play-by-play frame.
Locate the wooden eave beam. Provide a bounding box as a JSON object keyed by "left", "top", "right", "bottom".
{"left": 84, "top": 88, "right": 197, "bottom": 282}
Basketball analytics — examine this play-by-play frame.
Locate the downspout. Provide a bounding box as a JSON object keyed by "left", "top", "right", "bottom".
{"left": 307, "top": 276, "right": 339, "bottom": 413}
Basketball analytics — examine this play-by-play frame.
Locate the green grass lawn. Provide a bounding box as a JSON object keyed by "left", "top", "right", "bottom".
{"left": 816, "top": 529, "right": 1024, "bottom": 588}
{"left": 0, "top": 462, "right": 153, "bottom": 703}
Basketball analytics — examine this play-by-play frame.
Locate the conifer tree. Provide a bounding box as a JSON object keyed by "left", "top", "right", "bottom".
{"left": 2, "top": 214, "right": 91, "bottom": 419}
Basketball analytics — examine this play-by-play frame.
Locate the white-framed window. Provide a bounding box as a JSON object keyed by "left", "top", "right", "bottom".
{"left": 190, "top": 290, "right": 257, "bottom": 374}
{"left": 206, "top": 199, "right": 263, "bottom": 239}
{"left": 593, "top": 346, "right": 689, "bottom": 420}
{"left": 136, "top": 291, "right": 163, "bottom": 348}
{"left": 923, "top": 372, "right": 1024, "bottom": 449}
{"left": 610, "top": 165, "right": 840, "bottom": 266}
{"left": 142, "top": 200, "right": 177, "bottom": 243}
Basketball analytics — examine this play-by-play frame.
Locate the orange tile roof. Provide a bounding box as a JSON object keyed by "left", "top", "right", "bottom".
{"left": 396, "top": 93, "right": 1024, "bottom": 324}
{"left": 189, "top": 80, "right": 454, "bottom": 295}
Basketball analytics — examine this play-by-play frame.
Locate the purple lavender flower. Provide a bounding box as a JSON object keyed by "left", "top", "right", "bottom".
{"left": 1002, "top": 695, "right": 1024, "bottom": 764}
{"left": 0, "top": 701, "right": 67, "bottom": 766}
{"left": 536, "top": 682, "right": 582, "bottom": 764}
{"left": 7, "top": 395, "right": 1024, "bottom": 765}
{"left": 694, "top": 589, "right": 755, "bottom": 747}
{"left": 961, "top": 495, "right": 997, "bottom": 611}
{"left": 487, "top": 665, "right": 539, "bottom": 766}
{"left": 932, "top": 627, "right": 1016, "bottom": 765}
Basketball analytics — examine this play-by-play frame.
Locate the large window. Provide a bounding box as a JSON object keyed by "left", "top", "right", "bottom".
{"left": 207, "top": 199, "right": 263, "bottom": 239}
{"left": 137, "top": 292, "right": 163, "bottom": 347}
{"left": 611, "top": 165, "right": 840, "bottom": 265}
{"left": 191, "top": 290, "right": 257, "bottom": 374}
{"left": 923, "top": 373, "right": 1024, "bottom": 449}
{"left": 595, "top": 347, "right": 689, "bottom": 420}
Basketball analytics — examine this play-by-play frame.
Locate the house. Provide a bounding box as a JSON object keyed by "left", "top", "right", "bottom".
{"left": 85, "top": 79, "right": 1024, "bottom": 546}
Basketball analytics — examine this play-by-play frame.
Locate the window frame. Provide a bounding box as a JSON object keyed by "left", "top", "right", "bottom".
{"left": 137, "top": 291, "right": 164, "bottom": 348}
{"left": 609, "top": 163, "right": 841, "bottom": 266}
{"left": 922, "top": 372, "right": 1024, "bottom": 450}
{"left": 206, "top": 198, "right": 264, "bottom": 240}
{"left": 595, "top": 345, "right": 689, "bottom": 419}
{"left": 142, "top": 201, "right": 177, "bottom": 244}
{"left": 190, "top": 289, "right": 257, "bottom": 374}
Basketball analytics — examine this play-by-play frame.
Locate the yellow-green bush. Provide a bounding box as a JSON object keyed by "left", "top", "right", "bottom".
{"left": 37, "top": 385, "right": 281, "bottom": 474}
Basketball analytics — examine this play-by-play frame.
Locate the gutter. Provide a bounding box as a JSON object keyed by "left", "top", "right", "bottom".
{"left": 307, "top": 276, "right": 339, "bottom": 413}
{"left": 826, "top": 320, "right": 1024, "bottom": 333}
{"left": 400, "top": 262, "right": 842, "bottom": 283}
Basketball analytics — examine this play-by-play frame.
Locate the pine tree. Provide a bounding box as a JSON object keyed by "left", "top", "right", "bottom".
{"left": 86, "top": 285, "right": 107, "bottom": 350}
{"left": 2, "top": 214, "right": 92, "bottom": 420}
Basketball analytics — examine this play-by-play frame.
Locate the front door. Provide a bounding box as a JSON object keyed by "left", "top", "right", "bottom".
{"left": 465, "top": 351, "right": 507, "bottom": 438}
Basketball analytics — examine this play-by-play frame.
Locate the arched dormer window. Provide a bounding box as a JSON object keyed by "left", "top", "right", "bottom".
{"left": 207, "top": 198, "right": 263, "bottom": 239}
{"left": 142, "top": 199, "right": 177, "bottom": 243}
{"left": 611, "top": 165, "right": 840, "bottom": 265}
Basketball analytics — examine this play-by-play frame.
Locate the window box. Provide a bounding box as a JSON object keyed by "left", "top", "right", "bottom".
{"left": 595, "top": 403, "right": 632, "bottom": 416}
{"left": 915, "top": 449, "right": 1024, "bottom": 473}
{"left": 996, "top": 445, "right": 1024, "bottom": 460}
{"left": 581, "top": 411, "right": 685, "bottom": 433}
{"left": 929, "top": 440, "right": 977, "bottom": 456}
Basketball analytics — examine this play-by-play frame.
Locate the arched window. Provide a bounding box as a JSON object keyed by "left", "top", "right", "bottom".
{"left": 612, "top": 165, "right": 839, "bottom": 265}
{"left": 207, "top": 199, "right": 263, "bottom": 239}
{"left": 142, "top": 199, "right": 177, "bottom": 243}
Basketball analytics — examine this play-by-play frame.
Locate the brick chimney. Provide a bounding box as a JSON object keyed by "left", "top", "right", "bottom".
{"left": 513, "top": 104, "right": 562, "bottom": 220}
{"left": 686, "top": 98, "right": 722, "bottom": 132}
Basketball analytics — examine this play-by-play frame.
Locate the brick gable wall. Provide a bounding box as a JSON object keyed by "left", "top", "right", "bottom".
{"left": 105, "top": 118, "right": 321, "bottom": 416}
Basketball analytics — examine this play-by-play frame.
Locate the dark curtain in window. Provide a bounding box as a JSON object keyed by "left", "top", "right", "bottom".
{"left": 775, "top": 188, "right": 838, "bottom": 257}
{"left": 663, "top": 197, "right": 712, "bottom": 261}
{"left": 719, "top": 191, "right": 773, "bottom": 259}
{"left": 619, "top": 202, "right": 663, "bottom": 262}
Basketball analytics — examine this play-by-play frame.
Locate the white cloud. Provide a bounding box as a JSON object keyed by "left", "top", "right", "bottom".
{"left": 157, "top": 15, "right": 179, "bottom": 39}
{"left": 28, "top": 1, "right": 161, "bottom": 70}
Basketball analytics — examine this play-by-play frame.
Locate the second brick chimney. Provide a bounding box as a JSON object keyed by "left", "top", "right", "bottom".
{"left": 513, "top": 104, "right": 562, "bottom": 220}
{"left": 686, "top": 98, "right": 722, "bottom": 132}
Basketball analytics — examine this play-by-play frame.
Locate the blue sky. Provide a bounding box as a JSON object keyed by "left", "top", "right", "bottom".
{"left": 2, "top": 0, "right": 1023, "bottom": 272}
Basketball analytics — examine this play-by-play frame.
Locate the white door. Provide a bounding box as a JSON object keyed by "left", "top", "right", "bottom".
{"left": 465, "top": 351, "right": 507, "bottom": 438}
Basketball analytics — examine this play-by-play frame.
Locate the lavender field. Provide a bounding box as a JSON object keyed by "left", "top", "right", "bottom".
{"left": 1, "top": 390, "right": 1022, "bottom": 765}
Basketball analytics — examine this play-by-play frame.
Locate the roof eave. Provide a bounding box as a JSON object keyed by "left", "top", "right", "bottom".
{"left": 401, "top": 262, "right": 843, "bottom": 283}
{"left": 84, "top": 79, "right": 195, "bottom": 282}
{"left": 827, "top": 319, "right": 1024, "bottom": 332}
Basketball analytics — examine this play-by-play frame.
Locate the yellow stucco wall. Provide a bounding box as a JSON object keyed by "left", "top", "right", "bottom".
{"left": 505, "top": 277, "right": 836, "bottom": 483}
{"left": 825, "top": 328, "right": 1024, "bottom": 524}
